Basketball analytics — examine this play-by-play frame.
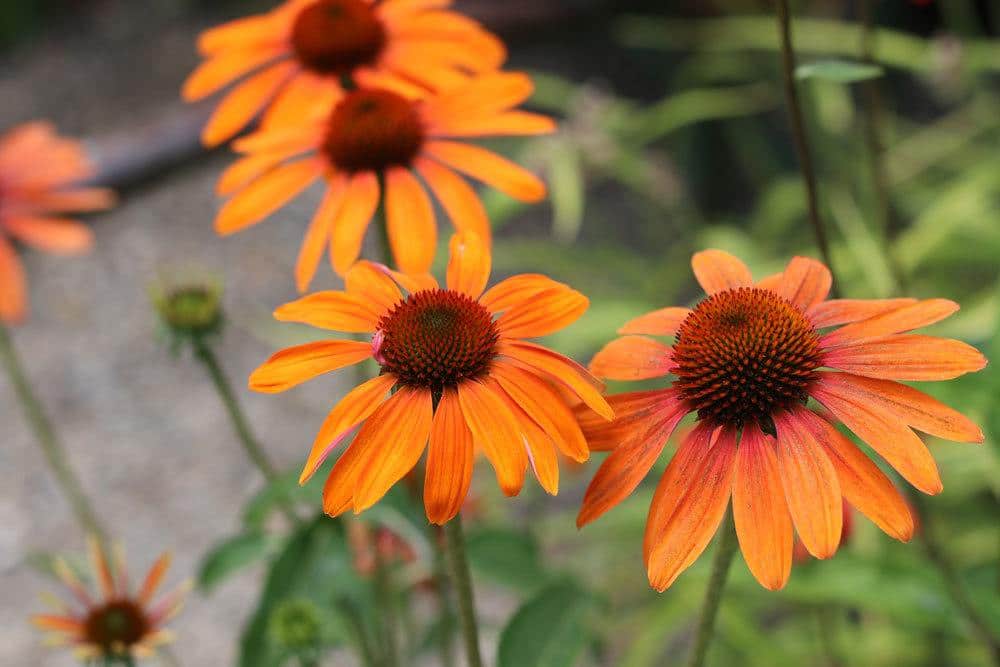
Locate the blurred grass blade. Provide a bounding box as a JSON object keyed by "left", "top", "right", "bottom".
{"left": 796, "top": 60, "right": 884, "bottom": 83}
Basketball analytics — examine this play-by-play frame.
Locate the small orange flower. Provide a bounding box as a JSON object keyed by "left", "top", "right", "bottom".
{"left": 184, "top": 0, "right": 507, "bottom": 147}
{"left": 579, "top": 250, "right": 986, "bottom": 592}
{"left": 0, "top": 122, "right": 115, "bottom": 323}
{"left": 249, "top": 232, "right": 611, "bottom": 523}
{"left": 214, "top": 73, "right": 554, "bottom": 289}
{"left": 32, "top": 539, "right": 189, "bottom": 662}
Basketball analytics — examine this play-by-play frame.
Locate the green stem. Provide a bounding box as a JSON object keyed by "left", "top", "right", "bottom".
{"left": 685, "top": 510, "right": 738, "bottom": 667}
{"left": 338, "top": 598, "right": 379, "bottom": 667}
{"left": 434, "top": 527, "right": 458, "bottom": 667}
{"left": 814, "top": 606, "right": 843, "bottom": 667}
{"left": 443, "top": 516, "right": 484, "bottom": 667}
{"left": 775, "top": 0, "right": 838, "bottom": 287}
{"left": 0, "top": 324, "right": 107, "bottom": 542}
{"left": 373, "top": 544, "right": 400, "bottom": 667}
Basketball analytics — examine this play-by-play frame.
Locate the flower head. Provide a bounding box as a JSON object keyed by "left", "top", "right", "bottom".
{"left": 32, "top": 539, "right": 188, "bottom": 663}
{"left": 249, "top": 232, "right": 611, "bottom": 523}
{"left": 580, "top": 250, "right": 986, "bottom": 591}
{"left": 214, "top": 72, "right": 554, "bottom": 290}
{"left": 184, "top": 0, "right": 507, "bottom": 147}
{"left": 0, "top": 122, "right": 115, "bottom": 324}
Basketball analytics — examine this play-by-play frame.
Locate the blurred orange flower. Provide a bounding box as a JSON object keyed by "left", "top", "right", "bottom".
{"left": 214, "top": 73, "right": 554, "bottom": 289}
{"left": 184, "top": 0, "right": 506, "bottom": 147}
{"left": 249, "top": 232, "right": 610, "bottom": 523}
{"left": 579, "top": 249, "right": 985, "bottom": 592}
{"left": 32, "top": 539, "right": 188, "bottom": 662}
{"left": 0, "top": 123, "right": 115, "bottom": 324}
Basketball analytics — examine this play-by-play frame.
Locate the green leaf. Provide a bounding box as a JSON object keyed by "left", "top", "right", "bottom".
{"left": 549, "top": 144, "right": 587, "bottom": 244}
{"left": 795, "top": 60, "right": 884, "bottom": 83}
{"left": 465, "top": 526, "right": 547, "bottom": 591}
{"left": 198, "top": 532, "right": 281, "bottom": 594}
{"left": 497, "top": 580, "right": 596, "bottom": 667}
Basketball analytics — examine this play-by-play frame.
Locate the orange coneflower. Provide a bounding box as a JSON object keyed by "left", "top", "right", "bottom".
{"left": 0, "top": 122, "right": 115, "bottom": 324}
{"left": 183, "top": 0, "right": 507, "bottom": 147}
{"left": 249, "top": 232, "right": 611, "bottom": 523}
{"left": 213, "top": 72, "right": 554, "bottom": 289}
{"left": 32, "top": 539, "right": 189, "bottom": 662}
{"left": 579, "top": 249, "right": 986, "bottom": 591}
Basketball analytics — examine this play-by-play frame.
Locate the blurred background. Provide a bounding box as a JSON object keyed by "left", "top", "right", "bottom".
{"left": 2, "top": 0, "right": 998, "bottom": 665}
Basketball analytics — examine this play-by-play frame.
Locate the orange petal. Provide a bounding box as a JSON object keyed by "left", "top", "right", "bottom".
{"left": 811, "top": 372, "right": 982, "bottom": 443}
{"left": 17, "top": 187, "right": 116, "bottom": 213}
{"left": 352, "top": 387, "right": 433, "bottom": 513}
{"left": 323, "top": 438, "right": 367, "bottom": 517}
{"left": 31, "top": 614, "right": 83, "bottom": 633}
{"left": 578, "top": 388, "right": 682, "bottom": 452}
{"left": 345, "top": 261, "right": 404, "bottom": 314}
{"left": 481, "top": 273, "right": 566, "bottom": 313}
{"left": 493, "top": 379, "right": 560, "bottom": 495}
{"left": 331, "top": 172, "right": 380, "bottom": 275}
{"left": 300, "top": 374, "right": 398, "bottom": 484}
{"left": 618, "top": 307, "right": 691, "bottom": 336}
{"left": 445, "top": 231, "right": 491, "bottom": 299}
{"left": 217, "top": 152, "right": 292, "bottom": 196}
{"left": 589, "top": 336, "right": 674, "bottom": 381}
{"left": 421, "top": 72, "right": 533, "bottom": 122}
{"left": 733, "top": 423, "right": 793, "bottom": 590}
{"left": 261, "top": 71, "right": 341, "bottom": 128}
{"left": 496, "top": 286, "right": 588, "bottom": 339}
{"left": 215, "top": 157, "right": 322, "bottom": 235}
{"left": 197, "top": 12, "right": 285, "bottom": 55}
{"left": 491, "top": 361, "right": 589, "bottom": 463}
{"left": 385, "top": 167, "right": 437, "bottom": 274}
{"left": 811, "top": 373, "right": 942, "bottom": 494}
{"left": 296, "top": 176, "right": 348, "bottom": 293}
{"left": 428, "top": 111, "right": 555, "bottom": 137}
{"left": 0, "top": 238, "right": 26, "bottom": 324}
{"left": 274, "top": 290, "right": 383, "bottom": 332}
{"left": 499, "top": 340, "right": 613, "bottom": 420}
{"left": 457, "top": 379, "right": 528, "bottom": 496}
{"left": 645, "top": 425, "right": 737, "bottom": 591}
{"left": 138, "top": 553, "right": 173, "bottom": 606}
{"left": 577, "top": 391, "right": 687, "bottom": 526}
{"left": 773, "top": 410, "right": 843, "bottom": 560}
{"left": 822, "top": 334, "right": 987, "bottom": 381}
{"left": 2, "top": 216, "right": 92, "bottom": 255}
{"left": 424, "top": 387, "right": 475, "bottom": 524}
{"left": 249, "top": 340, "right": 372, "bottom": 393}
{"left": 820, "top": 299, "right": 959, "bottom": 348}
{"left": 691, "top": 249, "right": 752, "bottom": 295}
{"left": 415, "top": 158, "right": 491, "bottom": 244}
{"left": 797, "top": 408, "right": 915, "bottom": 541}
{"left": 89, "top": 536, "right": 115, "bottom": 599}
{"left": 201, "top": 62, "right": 296, "bottom": 147}
{"left": 424, "top": 140, "right": 546, "bottom": 202}
{"left": 807, "top": 298, "right": 917, "bottom": 329}
{"left": 771, "top": 256, "right": 832, "bottom": 310}
{"left": 182, "top": 46, "right": 287, "bottom": 101}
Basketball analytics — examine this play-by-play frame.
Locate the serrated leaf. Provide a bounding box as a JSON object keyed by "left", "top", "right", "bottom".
{"left": 497, "top": 580, "right": 596, "bottom": 667}
{"left": 796, "top": 60, "right": 884, "bottom": 83}
{"left": 198, "top": 532, "right": 281, "bottom": 593}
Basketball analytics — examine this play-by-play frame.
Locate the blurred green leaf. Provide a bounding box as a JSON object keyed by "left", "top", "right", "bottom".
{"left": 466, "top": 526, "right": 547, "bottom": 592}
{"left": 497, "top": 580, "right": 596, "bottom": 667}
{"left": 550, "top": 144, "right": 587, "bottom": 244}
{"left": 198, "top": 531, "right": 282, "bottom": 594}
{"left": 796, "top": 60, "right": 884, "bottom": 83}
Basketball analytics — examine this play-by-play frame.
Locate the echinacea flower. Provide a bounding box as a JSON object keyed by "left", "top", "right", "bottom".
{"left": 214, "top": 72, "right": 554, "bottom": 289}
{"left": 249, "top": 232, "right": 611, "bottom": 523}
{"left": 579, "top": 250, "right": 986, "bottom": 591}
{"left": 32, "top": 539, "right": 188, "bottom": 663}
{"left": 0, "top": 122, "right": 115, "bottom": 323}
{"left": 183, "top": 0, "right": 506, "bottom": 147}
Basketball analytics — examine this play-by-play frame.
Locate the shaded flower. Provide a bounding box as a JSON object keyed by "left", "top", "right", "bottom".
{"left": 183, "top": 0, "right": 507, "bottom": 147}
{"left": 214, "top": 72, "right": 554, "bottom": 289}
{"left": 249, "top": 232, "right": 611, "bottom": 523}
{"left": 579, "top": 250, "right": 986, "bottom": 591}
{"left": 32, "top": 539, "right": 189, "bottom": 663}
{"left": 0, "top": 122, "right": 115, "bottom": 323}
{"left": 151, "top": 273, "right": 225, "bottom": 348}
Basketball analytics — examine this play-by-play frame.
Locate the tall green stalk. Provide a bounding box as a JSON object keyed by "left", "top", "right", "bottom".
{"left": 443, "top": 516, "right": 484, "bottom": 667}
{"left": 684, "top": 510, "right": 738, "bottom": 667}
{"left": 0, "top": 323, "right": 107, "bottom": 542}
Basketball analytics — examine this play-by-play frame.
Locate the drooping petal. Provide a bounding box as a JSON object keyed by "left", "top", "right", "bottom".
{"left": 415, "top": 157, "right": 491, "bottom": 244}
{"left": 691, "top": 249, "right": 753, "bottom": 295}
{"left": 457, "top": 379, "right": 528, "bottom": 496}
{"left": 2, "top": 216, "right": 93, "bottom": 254}
{"left": 424, "top": 388, "right": 475, "bottom": 524}
{"left": 385, "top": 167, "right": 437, "bottom": 274}
{"left": 618, "top": 307, "right": 691, "bottom": 336}
{"left": 424, "top": 141, "right": 546, "bottom": 202}
{"left": 445, "top": 231, "right": 491, "bottom": 299}
{"left": 796, "top": 408, "right": 915, "bottom": 541}
{"left": 773, "top": 409, "right": 842, "bottom": 559}
{"left": 771, "top": 256, "right": 832, "bottom": 310}
{"left": 331, "top": 172, "right": 381, "bottom": 275}
{"left": 589, "top": 336, "right": 674, "bottom": 381}
{"left": 249, "top": 340, "right": 373, "bottom": 393}
{"left": 645, "top": 425, "right": 737, "bottom": 592}
{"left": 274, "top": 291, "right": 383, "bottom": 333}
{"left": 493, "top": 379, "right": 559, "bottom": 495}
{"left": 498, "top": 340, "right": 613, "bottom": 420}
{"left": 578, "top": 388, "right": 683, "bottom": 452}
{"left": 807, "top": 298, "right": 917, "bottom": 329}
{"left": 820, "top": 299, "right": 959, "bottom": 348}
{"left": 300, "top": 374, "right": 398, "bottom": 484}
{"left": 811, "top": 373, "right": 943, "bottom": 494}
{"left": 822, "top": 334, "right": 987, "bottom": 381}
{"left": 295, "top": 176, "right": 348, "bottom": 293}
{"left": 214, "top": 157, "right": 322, "bottom": 235}
{"left": 496, "top": 286, "right": 589, "bottom": 339}
{"left": 732, "top": 423, "right": 793, "bottom": 591}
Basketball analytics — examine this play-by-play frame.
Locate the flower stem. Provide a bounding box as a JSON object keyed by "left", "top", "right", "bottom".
{"left": 0, "top": 324, "right": 107, "bottom": 542}
{"left": 373, "top": 546, "right": 400, "bottom": 667}
{"left": 443, "top": 515, "right": 484, "bottom": 667}
{"left": 685, "top": 509, "right": 738, "bottom": 667}
{"left": 775, "top": 0, "right": 837, "bottom": 284}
